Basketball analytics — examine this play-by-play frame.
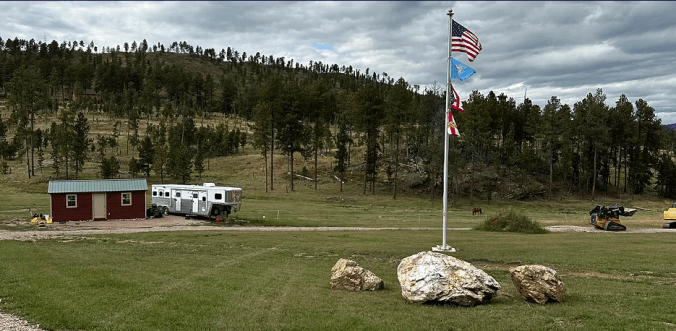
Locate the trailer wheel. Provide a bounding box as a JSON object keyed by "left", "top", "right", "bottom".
{"left": 212, "top": 207, "right": 221, "bottom": 216}
{"left": 162, "top": 206, "right": 169, "bottom": 216}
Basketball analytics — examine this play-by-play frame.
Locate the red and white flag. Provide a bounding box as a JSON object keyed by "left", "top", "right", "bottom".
{"left": 449, "top": 85, "right": 464, "bottom": 112}
{"left": 448, "top": 111, "right": 460, "bottom": 137}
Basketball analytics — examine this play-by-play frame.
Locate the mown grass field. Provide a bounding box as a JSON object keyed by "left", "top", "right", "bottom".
{"left": 2, "top": 112, "right": 676, "bottom": 330}
{"left": 1, "top": 230, "right": 676, "bottom": 330}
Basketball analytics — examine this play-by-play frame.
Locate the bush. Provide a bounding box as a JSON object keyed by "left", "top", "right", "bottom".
{"left": 474, "top": 208, "right": 548, "bottom": 234}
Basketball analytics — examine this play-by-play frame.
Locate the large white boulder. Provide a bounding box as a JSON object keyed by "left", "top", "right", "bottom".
{"left": 397, "top": 251, "right": 500, "bottom": 306}
{"left": 509, "top": 265, "right": 565, "bottom": 304}
{"left": 330, "top": 258, "right": 384, "bottom": 291}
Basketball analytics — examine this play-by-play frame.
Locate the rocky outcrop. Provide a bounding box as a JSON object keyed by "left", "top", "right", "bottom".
{"left": 397, "top": 251, "right": 500, "bottom": 306}
{"left": 330, "top": 258, "right": 384, "bottom": 291}
{"left": 509, "top": 265, "right": 565, "bottom": 304}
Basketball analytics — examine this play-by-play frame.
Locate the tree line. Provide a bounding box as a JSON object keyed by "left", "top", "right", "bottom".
{"left": 457, "top": 89, "right": 673, "bottom": 200}
{"left": 1, "top": 36, "right": 675, "bottom": 200}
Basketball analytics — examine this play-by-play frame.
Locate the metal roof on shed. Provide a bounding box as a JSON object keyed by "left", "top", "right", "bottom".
{"left": 48, "top": 179, "right": 148, "bottom": 194}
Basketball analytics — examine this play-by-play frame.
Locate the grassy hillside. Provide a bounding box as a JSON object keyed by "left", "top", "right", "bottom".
{"left": 1, "top": 48, "right": 673, "bottom": 226}
{"left": 0, "top": 107, "right": 672, "bottom": 229}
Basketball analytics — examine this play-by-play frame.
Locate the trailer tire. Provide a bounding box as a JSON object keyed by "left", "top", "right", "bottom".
{"left": 162, "top": 206, "right": 169, "bottom": 216}
{"left": 212, "top": 207, "right": 221, "bottom": 216}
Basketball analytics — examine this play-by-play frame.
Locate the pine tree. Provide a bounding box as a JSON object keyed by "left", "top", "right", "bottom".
{"left": 168, "top": 145, "right": 194, "bottom": 184}
{"left": 73, "top": 111, "right": 91, "bottom": 179}
{"left": 0, "top": 113, "right": 7, "bottom": 161}
{"left": 6, "top": 65, "right": 48, "bottom": 177}
{"left": 334, "top": 113, "right": 351, "bottom": 192}
{"left": 251, "top": 103, "right": 271, "bottom": 192}
{"left": 385, "top": 78, "right": 413, "bottom": 198}
{"left": 100, "top": 155, "right": 120, "bottom": 178}
{"left": 137, "top": 135, "right": 154, "bottom": 177}
{"left": 194, "top": 149, "right": 205, "bottom": 178}
{"left": 349, "top": 83, "right": 384, "bottom": 194}
{"left": 275, "top": 82, "right": 310, "bottom": 191}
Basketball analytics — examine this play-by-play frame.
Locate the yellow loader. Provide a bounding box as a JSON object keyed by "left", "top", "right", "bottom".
{"left": 589, "top": 205, "right": 636, "bottom": 231}
{"left": 663, "top": 203, "right": 676, "bottom": 228}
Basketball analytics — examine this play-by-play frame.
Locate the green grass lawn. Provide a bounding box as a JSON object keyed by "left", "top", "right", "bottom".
{"left": 2, "top": 230, "right": 676, "bottom": 330}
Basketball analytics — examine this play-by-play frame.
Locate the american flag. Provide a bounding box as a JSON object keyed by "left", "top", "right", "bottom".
{"left": 448, "top": 111, "right": 460, "bottom": 137}
{"left": 449, "top": 85, "right": 464, "bottom": 112}
{"left": 452, "top": 20, "right": 482, "bottom": 62}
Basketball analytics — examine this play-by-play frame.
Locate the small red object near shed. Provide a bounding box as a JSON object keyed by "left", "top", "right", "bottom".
{"left": 48, "top": 179, "right": 148, "bottom": 222}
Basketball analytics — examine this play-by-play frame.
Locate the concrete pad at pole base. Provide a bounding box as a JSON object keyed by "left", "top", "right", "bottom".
{"left": 432, "top": 245, "right": 456, "bottom": 252}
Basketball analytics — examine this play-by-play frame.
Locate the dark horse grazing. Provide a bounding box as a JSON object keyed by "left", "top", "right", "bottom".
{"left": 472, "top": 207, "right": 483, "bottom": 215}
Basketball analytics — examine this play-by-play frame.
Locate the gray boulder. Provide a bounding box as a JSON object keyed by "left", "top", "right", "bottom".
{"left": 330, "top": 258, "right": 384, "bottom": 291}
{"left": 509, "top": 265, "right": 566, "bottom": 304}
{"left": 397, "top": 251, "right": 500, "bottom": 306}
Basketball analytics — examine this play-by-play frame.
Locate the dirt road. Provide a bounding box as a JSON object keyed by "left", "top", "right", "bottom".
{"left": 0, "top": 215, "right": 460, "bottom": 241}
{"left": 2, "top": 216, "right": 675, "bottom": 241}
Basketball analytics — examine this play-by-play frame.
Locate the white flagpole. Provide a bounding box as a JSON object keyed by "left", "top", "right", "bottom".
{"left": 434, "top": 9, "right": 456, "bottom": 252}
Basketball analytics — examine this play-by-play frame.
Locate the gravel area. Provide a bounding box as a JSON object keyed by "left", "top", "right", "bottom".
{"left": 0, "top": 215, "right": 470, "bottom": 241}
{"left": 545, "top": 225, "right": 676, "bottom": 233}
{"left": 2, "top": 216, "right": 675, "bottom": 241}
{"left": 0, "top": 309, "right": 43, "bottom": 331}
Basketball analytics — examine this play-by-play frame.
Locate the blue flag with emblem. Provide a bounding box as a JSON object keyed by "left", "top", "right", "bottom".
{"left": 451, "top": 57, "right": 475, "bottom": 81}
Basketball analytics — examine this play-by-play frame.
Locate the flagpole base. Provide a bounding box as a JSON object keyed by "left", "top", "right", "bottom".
{"left": 432, "top": 245, "right": 456, "bottom": 252}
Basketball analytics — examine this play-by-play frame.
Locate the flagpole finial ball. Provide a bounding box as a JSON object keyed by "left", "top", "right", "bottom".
{"left": 447, "top": 9, "right": 453, "bottom": 16}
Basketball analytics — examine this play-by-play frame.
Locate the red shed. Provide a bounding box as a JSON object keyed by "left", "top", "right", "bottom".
{"left": 48, "top": 179, "right": 148, "bottom": 222}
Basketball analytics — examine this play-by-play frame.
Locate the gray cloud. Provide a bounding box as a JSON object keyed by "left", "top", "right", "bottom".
{"left": 1, "top": 1, "right": 675, "bottom": 122}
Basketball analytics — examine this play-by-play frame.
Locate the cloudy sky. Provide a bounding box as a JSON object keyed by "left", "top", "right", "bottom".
{"left": 3, "top": 1, "right": 676, "bottom": 122}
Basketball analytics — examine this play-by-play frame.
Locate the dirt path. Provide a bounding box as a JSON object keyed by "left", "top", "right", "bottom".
{"left": 0, "top": 215, "right": 469, "bottom": 241}
{"left": 546, "top": 225, "right": 676, "bottom": 233}
{"left": 2, "top": 216, "right": 676, "bottom": 241}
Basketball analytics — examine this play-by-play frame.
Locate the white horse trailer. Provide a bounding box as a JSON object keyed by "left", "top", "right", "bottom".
{"left": 151, "top": 183, "right": 242, "bottom": 217}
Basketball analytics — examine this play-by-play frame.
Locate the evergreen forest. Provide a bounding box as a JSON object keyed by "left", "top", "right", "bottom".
{"left": 2, "top": 36, "right": 676, "bottom": 201}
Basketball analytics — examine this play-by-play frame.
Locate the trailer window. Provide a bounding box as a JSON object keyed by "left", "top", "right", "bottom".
{"left": 193, "top": 193, "right": 198, "bottom": 199}
{"left": 175, "top": 192, "right": 181, "bottom": 198}
{"left": 215, "top": 193, "right": 223, "bottom": 200}
{"left": 122, "top": 192, "right": 132, "bottom": 206}
{"left": 202, "top": 196, "right": 206, "bottom": 202}
{"left": 165, "top": 192, "right": 170, "bottom": 197}
{"left": 66, "top": 194, "right": 77, "bottom": 208}
{"left": 158, "top": 190, "right": 163, "bottom": 196}
{"left": 152, "top": 191, "right": 157, "bottom": 196}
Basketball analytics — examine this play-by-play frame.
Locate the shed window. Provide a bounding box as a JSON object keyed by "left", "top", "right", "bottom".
{"left": 215, "top": 193, "right": 223, "bottom": 200}
{"left": 122, "top": 192, "right": 132, "bottom": 206}
{"left": 66, "top": 194, "right": 77, "bottom": 208}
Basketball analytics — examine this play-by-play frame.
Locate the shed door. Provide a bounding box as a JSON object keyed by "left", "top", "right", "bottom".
{"left": 93, "top": 193, "right": 106, "bottom": 219}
